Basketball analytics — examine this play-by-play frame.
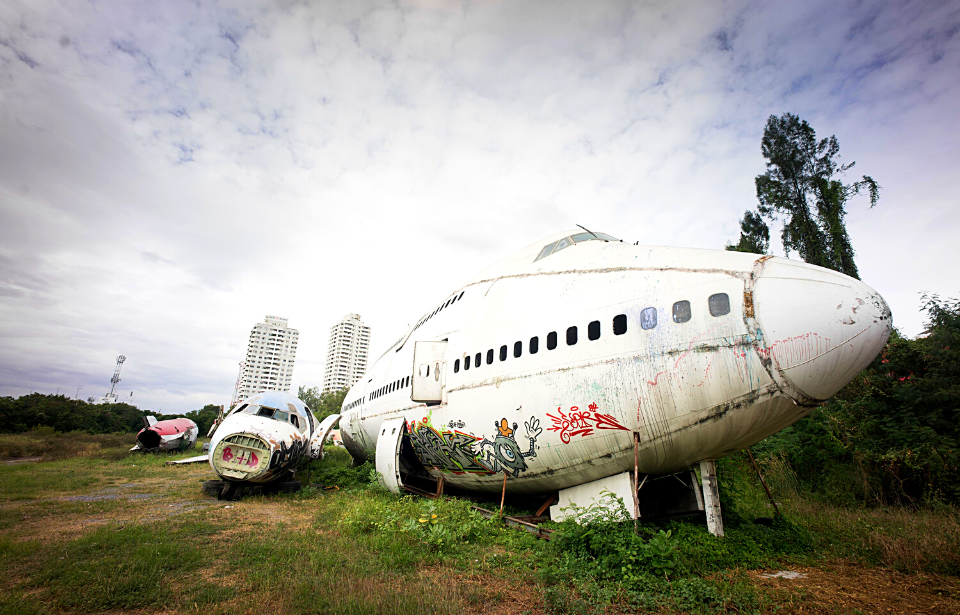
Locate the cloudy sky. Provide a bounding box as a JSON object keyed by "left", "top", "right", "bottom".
{"left": 1, "top": 0, "right": 958, "bottom": 413}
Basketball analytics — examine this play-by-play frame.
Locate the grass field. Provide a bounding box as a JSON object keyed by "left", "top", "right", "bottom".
{"left": 1, "top": 432, "right": 959, "bottom": 614}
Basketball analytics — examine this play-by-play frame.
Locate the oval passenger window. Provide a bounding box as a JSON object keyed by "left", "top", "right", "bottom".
{"left": 709, "top": 293, "right": 730, "bottom": 316}
{"left": 640, "top": 307, "right": 658, "bottom": 330}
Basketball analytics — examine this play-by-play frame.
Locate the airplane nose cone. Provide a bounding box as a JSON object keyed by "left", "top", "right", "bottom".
{"left": 753, "top": 258, "right": 892, "bottom": 403}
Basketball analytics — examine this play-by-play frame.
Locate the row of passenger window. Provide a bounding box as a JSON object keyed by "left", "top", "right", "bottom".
{"left": 344, "top": 398, "right": 362, "bottom": 412}
{"left": 413, "top": 291, "right": 465, "bottom": 332}
{"left": 452, "top": 293, "right": 731, "bottom": 374}
{"left": 370, "top": 375, "right": 411, "bottom": 401}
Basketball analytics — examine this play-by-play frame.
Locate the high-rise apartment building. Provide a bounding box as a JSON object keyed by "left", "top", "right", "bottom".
{"left": 237, "top": 315, "right": 299, "bottom": 401}
{"left": 322, "top": 314, "right": 371, "bottom": 393}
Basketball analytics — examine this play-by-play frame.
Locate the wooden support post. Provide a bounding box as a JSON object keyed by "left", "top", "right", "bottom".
{"left": 435, "top": 474, "right": 445, "bottom": 498}
{"left": 746, "top": 448, "right": 779, "bottom": 515}
{"left": 535, "top": 495, "right": 556, "bottom": 518}
{"left": 500, "top": 472, "right": 507, "bottom": 515}
{"left": 700, "top": 459, "right": 724, "bottom": 538}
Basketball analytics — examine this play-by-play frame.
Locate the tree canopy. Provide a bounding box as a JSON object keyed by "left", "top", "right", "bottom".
{"left": 0, "top": 395, "right": 224, "bottom": 435}
{"left": 297, "top": 385, "right": 348, "bottom": 422}
{"left": 731, "top": 113, "right": 879, "bottom": 277}
{"left": 726, "top": 210, "right": 770, "bottom": 255}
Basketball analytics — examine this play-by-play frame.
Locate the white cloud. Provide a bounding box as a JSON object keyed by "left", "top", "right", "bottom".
{"left": 1, "top": 0, "right": 958, "bottom": 411}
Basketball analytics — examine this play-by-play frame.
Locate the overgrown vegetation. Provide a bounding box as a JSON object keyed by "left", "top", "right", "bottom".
{"left": 755, "top": 295, "right": 960, "bottom": 507}
{"left": 0, "top": 394, "right": 222, "bottom": 436}
{"left": 297, "top": 385, "right": 349, "bottom": 421}
{"left": 0, "top": 428, "right": 131, "bottom": 461}
{"left": 2, "top": 432, "right": 960, "bottom": 614}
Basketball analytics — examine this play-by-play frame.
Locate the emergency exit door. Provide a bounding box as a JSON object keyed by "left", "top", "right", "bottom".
{"left": 411, "top": 341, "right": 446, "bottom": 403}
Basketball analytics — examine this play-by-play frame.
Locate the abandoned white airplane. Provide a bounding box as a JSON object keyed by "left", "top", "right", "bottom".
{"left": 337, "top": 229, "right": 892, "bottom": 534}
{"left": 172, "top": 391, "right": 339, "bottom": 499}
{"left": 131, "top": 416, "right": 199, "bottom": 452}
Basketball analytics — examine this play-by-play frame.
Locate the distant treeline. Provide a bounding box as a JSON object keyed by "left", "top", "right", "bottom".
{"left": 756, "top": 295, "right": 960, "bottom": 506}
{"left": 0, "top": 394, "right": 221, "bottom": 436}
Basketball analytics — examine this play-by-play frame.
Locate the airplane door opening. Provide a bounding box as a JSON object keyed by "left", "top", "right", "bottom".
{"left": 412, "top": 341, "right": 447, "bottom": 404}
{"left": 375, "top": 417, "right": 434, "bottom": 494}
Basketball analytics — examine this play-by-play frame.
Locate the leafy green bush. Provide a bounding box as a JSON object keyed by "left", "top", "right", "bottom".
{"left": 339, "top": 492, "right": 497, "bottom": 554}
{"left": 299, "top": 447, "right": 373, "bottom": 489}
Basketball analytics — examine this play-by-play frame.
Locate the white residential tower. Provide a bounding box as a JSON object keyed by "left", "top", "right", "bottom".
{"left": 238, "top": 315, "right": 299, "bottom": 400}
{"left": 322, "top": 314, "right": 371, "bottom": 393}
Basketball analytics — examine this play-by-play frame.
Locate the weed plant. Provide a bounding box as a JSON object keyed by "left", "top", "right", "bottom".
{"left": 539, "top": 490, "right": 813, "bottom": 614}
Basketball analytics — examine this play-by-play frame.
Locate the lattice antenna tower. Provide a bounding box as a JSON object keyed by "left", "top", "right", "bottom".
{"left": 229, "top": 361, "right": 245, "bottom": 410}
{"left": 107, "top": 355, "right": 126, "bottom": 398}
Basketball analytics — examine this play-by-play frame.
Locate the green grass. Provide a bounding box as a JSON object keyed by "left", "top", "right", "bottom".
{"left": 1, "top": 436, "right": 959, "bottom": 614}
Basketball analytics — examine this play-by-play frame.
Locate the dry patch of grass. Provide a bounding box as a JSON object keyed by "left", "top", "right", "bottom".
{"left": 754, "top": 561, "right": 960, "bottom": 614}
{"left": 789, "top": 499, "right": 960, "bottom": 574}
{"left": 0, "top": 431, "right": 132, "bottom": 461}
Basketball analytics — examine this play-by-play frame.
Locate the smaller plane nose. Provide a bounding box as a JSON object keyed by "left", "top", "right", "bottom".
{"left": 753, "top": 258, "right": 892, "bottom": 403}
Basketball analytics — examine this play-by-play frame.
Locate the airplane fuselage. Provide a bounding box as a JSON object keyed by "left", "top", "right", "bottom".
{"left": 340, "top": 231, "right": 891, "bottom": 495}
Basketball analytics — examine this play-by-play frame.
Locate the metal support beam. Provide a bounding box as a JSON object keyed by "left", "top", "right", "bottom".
{"left": 700, "top": 459, "right": 724, "bottom": 538}
{"left": 633, "top": 432, "right": 640, "bottom": 534}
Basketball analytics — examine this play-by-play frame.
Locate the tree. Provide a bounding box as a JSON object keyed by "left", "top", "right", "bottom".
{"left": 753, "top": 113, "right": 879, "bottom": 279}
{"left": 183, "top": 404, "right": 222, "bottom": 436}
{"left": 297, "top": 385, "right": 348, "bottom": 421}
{"left": 726, "top": 210, "right": 770, "bottom": 254}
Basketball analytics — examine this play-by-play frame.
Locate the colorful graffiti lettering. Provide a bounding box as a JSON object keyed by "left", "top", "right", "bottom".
{"left": 547, "top": 402, "right": 629, "bottom": 444}
{"left": 407, "top": 421, "right": 491, "bottom": 474}
{"left": 406, "top": 414, "right": 543, "bottom": 477}
{"left": 222, "top": 446, "right": 233, "bottom": 462}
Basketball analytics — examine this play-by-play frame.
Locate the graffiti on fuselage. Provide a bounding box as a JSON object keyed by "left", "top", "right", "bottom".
{"left": 406, "top": 414, "right": 543, "bottom": 477}
{"left": 270, "top": 437, "right": 307, "bottom": 469}
{"left": 477, "top": 416, "right": 542, "bottom": 477}
{"left": 406, "top": 421, "right": 491, "bottom": 474}
{"left": 546, "top": 402, "right": 629, "bottom": 444}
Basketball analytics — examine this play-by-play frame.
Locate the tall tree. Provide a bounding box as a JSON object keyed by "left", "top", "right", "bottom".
{"left": 754, "top": 113, "right": 879, "bottom": 279}
{"left": 726, "top": 209, "right": 770, "bottom": 254}
{"left": 297, "top": 385, "right": 348, "bottom": 421}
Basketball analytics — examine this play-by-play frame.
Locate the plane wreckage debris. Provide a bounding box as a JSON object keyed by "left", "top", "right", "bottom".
{"left": 171, "top": 391, "right": 342, "bottom": 501}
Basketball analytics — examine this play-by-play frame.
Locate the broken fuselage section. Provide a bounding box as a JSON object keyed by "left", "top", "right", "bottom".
{"left": 132, "top": 416, "right": 198, "bottom": 452}
{"left": 205, "top": 391, "right": 338, "bottom": 484}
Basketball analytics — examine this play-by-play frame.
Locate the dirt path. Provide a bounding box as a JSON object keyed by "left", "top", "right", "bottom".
{"left": 754, "top": 563, "right": 960, "bottom": 614}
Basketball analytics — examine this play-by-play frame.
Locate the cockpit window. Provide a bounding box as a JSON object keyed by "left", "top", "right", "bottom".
{"left": 553, "top": 237, "right": 572, "bottom": 253}
{"left": 535, "top": 242, "right": 557, "bottom": 261}
{"left": 534, "top": 231, "right": 619, "bottom": 262}
{"left": 255, "top": 406, "right": 290, "bottom": 424}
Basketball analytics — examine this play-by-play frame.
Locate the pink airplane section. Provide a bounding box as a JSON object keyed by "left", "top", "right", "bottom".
{"left": 131, "top": 416, "right": 199, "bottom": 452}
